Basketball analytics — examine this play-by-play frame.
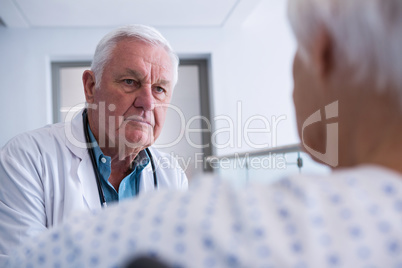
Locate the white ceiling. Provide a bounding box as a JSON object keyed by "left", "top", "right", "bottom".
{"left": 0, "top": 0, "right": 261, "bottom": 28}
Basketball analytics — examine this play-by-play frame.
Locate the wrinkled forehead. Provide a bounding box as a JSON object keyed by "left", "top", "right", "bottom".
{"left": 112, "top": 39, "right": 175, "bottom": 77}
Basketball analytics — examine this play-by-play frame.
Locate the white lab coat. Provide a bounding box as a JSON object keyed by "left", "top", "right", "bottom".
{"left": 0, "top": 112, "right": 188, "bottom": 265}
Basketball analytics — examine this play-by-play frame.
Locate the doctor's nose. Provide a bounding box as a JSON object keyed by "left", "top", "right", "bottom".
{"left": 133, "top": 86, "right": 154, "bottom": 111}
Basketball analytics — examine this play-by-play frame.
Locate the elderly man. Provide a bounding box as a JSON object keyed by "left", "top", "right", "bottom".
{"left": 0, "top": 25, "right": 188, "bottom": 265}
{"left": 6, "top": 0, "right": 402, "bottom": 267}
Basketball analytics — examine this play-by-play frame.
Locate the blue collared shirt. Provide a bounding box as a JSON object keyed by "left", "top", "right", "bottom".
{"left": 87, "top": 125, "right": 150, "bottom": 204}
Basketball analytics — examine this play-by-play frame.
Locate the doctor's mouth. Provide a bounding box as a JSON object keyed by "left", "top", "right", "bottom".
{"left": 124, "top": 116, "right": 153, "bottom": 127}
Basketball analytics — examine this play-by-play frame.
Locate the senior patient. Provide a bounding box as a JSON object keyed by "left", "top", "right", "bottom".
{"left": 7, "top": 0, "right": 402, "bottom": 267}
{"left": 0, "top": 25, "right": 188, "bottom": 265}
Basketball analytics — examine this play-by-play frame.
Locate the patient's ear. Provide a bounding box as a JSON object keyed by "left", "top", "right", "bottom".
{"left": 311, "top": 25, "right": 334, "bottom": 79}
{"left": 82, "top": 70, "right": 96, "bottom": 104}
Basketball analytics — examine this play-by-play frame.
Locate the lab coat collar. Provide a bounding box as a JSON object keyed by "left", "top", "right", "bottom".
{"left": 64, "top": 109, "right": 88, "bottom": 160}
{"left": 65, "top": 110, "right": 101, "bottom": 210}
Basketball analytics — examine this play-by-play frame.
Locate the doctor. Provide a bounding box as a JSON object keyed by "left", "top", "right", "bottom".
{"left": 0, "top": 24, "right": 188, "bottom": 264}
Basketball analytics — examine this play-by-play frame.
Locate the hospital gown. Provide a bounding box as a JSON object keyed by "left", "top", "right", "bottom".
{"left": 7, "top": 165, "right": 402, "bottom": 268}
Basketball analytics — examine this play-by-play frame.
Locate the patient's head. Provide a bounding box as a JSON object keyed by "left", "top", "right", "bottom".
{"left": 287, "top": 0, "right": 402, "bottom": 170}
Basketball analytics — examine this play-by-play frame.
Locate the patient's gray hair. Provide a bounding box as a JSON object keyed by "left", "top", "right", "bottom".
{"left": 288, "top": 0, "right": 402, "bottom": 97}
{"left": 91, "top": 25, "right": 179, "bottom": 89}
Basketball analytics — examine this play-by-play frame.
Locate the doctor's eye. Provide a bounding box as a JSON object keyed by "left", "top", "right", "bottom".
{"left": 122, "top": 79, "right": 142, "bottom": 88}
{"left": 154, "top": 86, "right": 166, "bottom": 94}
{"left": 124, "top": 79, "right": 136, "bottom": 85}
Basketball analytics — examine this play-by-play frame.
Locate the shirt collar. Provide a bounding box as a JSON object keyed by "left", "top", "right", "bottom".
{"left": 133, "top": 149, "right": 150, "bottom": 171}
{"left": 86, "top": 123, "right": 110, "bottom": 167}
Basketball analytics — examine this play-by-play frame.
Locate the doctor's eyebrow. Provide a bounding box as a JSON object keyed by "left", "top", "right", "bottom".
{"left": 157, "top": 79, "right": 171, "bottom": 86}
{"left": 119, "top": 69, "right": 171, "bottom": 86}
{"left": 121, "top": 69, "right": 143, "bottom": 80}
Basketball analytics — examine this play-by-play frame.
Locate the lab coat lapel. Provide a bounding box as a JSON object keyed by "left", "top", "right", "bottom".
{"left": 77, "top": 154, "right": 101, "bottom": 210}
{"left": 64, "top": 110, "right": 88, "bottom": 161}
{"left": 65, "top": 110, "right": 101, "bottom": 210}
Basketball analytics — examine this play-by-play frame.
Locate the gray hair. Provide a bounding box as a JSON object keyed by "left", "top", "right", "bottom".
{"left": 288, "top": 0, "right": 402, "bottom": 97}
{"left": 90, "top": 24, "right": 179, "bottom": 89}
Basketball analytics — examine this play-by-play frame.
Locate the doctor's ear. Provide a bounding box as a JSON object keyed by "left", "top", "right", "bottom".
{"left": 82, "top": 70, "right": 96, "bottom": 104}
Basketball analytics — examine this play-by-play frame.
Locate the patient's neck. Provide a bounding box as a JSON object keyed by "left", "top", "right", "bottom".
{"left": 336, "top": 87, "right": 402, "bottom": 175}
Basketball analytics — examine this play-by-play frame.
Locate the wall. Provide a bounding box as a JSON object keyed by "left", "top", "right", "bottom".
{"left": 0, "top": 0, "right": 299, "bottom": 156}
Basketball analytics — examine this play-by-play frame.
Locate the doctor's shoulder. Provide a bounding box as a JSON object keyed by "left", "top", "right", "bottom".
{"left": 0, "top": 122, "right": 67, "bottom": 162}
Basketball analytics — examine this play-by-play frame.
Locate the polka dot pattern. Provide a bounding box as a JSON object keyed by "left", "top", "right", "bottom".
{"left": 6, "top": 165, "right": 402, "bottom": 268}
